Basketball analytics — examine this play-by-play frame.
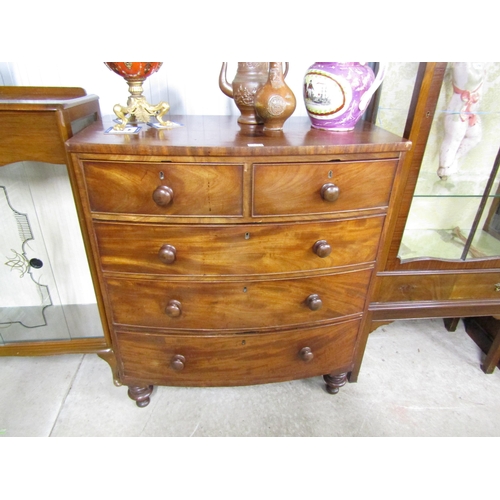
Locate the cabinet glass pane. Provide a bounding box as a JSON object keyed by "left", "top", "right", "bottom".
{"left": 396, "top": 62, "right": 500, "bottom": 262}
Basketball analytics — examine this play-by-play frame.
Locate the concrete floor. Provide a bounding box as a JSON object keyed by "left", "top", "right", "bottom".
{"left": 1, "top": 318, "right": 499, "bottom": 437}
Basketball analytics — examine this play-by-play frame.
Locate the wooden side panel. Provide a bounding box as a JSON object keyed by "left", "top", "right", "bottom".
{"left": 0, "top": 111, "right": 67, "bottom": 166}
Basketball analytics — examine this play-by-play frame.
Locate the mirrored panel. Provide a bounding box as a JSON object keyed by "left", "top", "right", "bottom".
{"left": 374, "top": 62, "right": 420, "bottom": 138}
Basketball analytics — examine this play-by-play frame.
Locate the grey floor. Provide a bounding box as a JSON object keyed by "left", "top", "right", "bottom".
{"left": 1, "top": 318, "right": 499, "bottom": 437}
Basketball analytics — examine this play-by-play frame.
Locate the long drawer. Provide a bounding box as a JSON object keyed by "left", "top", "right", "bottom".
{"left": 373, "top": 271, "right": 500, "bottom": 303}
{"left": 116, "top": 319, "right": 359, "bottom": 386}
{"left": 253, "top": 159, "right": 397, "bottom": 216}
{"left": 94, "top": 216, "right": 384, "bottom": 276}
{"left": 82, "top": 161, "right": 244, "bottom": 216}
{"left": 105, "top": 268, "right": 371, "bottom": 331}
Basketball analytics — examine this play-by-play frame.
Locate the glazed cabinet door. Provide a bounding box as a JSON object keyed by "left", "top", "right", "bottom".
{"left": 377, "top": 62, "right": 500, "bottom": 272}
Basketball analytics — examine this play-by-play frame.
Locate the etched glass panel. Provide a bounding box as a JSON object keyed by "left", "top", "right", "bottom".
{"left": 0, "top": 161, "right": 103, "bottom": 344}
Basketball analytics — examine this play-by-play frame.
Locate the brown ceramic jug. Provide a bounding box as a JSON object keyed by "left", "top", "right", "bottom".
{"left": 219, "top": 62, "right": 269, "bottom": 124}
{"left": 254, "top": 62, "right": 296, "bottom": 131}
{"left": 219, "top": 63, "right": 290, "bottom": 125}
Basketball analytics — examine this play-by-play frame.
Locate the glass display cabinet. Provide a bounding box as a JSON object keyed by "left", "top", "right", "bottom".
{"left": 0, "top": 87, "right": 111, "bottom": 360}
{"left": 360, "top": 62, "right": 500, "bottom": 376}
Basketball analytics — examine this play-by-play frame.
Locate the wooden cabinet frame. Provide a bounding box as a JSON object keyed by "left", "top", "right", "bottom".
{"left": 0, "top": 87, "right": 112, "bottom": 359}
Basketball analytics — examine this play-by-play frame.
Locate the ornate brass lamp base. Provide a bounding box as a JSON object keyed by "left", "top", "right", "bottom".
{"left": 112, "top": 77, "right": 172, "bottom": 131}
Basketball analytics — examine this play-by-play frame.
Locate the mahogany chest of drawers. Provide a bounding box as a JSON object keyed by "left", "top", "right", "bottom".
{"left": 66, "top": 115, "right": 410, "bottom": 406}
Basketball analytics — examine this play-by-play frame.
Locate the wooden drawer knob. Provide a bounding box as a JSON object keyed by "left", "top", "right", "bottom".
{"left": 321, "top": 183, "right": 340, "bottom": 202}
{"left": 170, "top": 354, "right": 186, "bottom": 371}
{"left": 313, "top": 240, "right": 332, "bottom": 258}
{"left": 153, "top": 185, "right": 174, "bottom": 207}
{"left": 306, "top": 294, "right": 323, "bottom": 311}
{"left": 165, "top": 299, "right": 182, "bottom": 318}
{"left": 299, "top": 347, "right": 314, "bottom": 362}
{"left": 158, "top": 244, "right": 176, "bottom": 264}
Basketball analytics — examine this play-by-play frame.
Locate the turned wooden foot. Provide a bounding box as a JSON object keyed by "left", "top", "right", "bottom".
{"left": 323, "top": 372, "right": 348, "bottom": 394}
{"left": 127, "top": 385, "right": 154, "bottom": 407}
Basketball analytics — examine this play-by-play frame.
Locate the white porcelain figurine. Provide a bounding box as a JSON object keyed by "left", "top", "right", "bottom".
{"left": 438, "top": 62, "right": 485, "bottom": 179}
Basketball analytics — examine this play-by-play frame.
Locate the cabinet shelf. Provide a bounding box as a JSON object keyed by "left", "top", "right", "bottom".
{"left": 399, "top": 227, "right": 500, "bottom": 262}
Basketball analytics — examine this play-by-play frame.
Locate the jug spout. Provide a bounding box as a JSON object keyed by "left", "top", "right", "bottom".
{"left": 219, "top": 62, "right": 233, "bottom": 98}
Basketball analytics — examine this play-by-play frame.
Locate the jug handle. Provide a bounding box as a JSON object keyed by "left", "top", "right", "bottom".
{"left": 359, "top": 62, "right": 387, "bottom": 111}
{"left": 219, "top": 62, "right": 233, "bottom": 98}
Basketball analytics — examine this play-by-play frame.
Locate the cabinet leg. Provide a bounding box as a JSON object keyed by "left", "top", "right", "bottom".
{"left": 127, "top": 385, "right": 154, "bottom": 407}
{"left": 444, "top": 318, "right": 461, "bottom": 332}
{"left": 464, "top": 317, "right": 500, "bottom": 374}
{"left": 482, "top": 330, "right": 500, "bottom": 374}
{"left": 323, "top": 372, "right": 348, "bottom": 394}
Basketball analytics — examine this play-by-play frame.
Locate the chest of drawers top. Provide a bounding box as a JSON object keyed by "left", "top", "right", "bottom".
{"left": 66, "top": 115, "right": 410, "bottom": 158}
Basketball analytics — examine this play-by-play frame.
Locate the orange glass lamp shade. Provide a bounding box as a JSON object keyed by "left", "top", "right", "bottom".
{"left": 104, "top": 62, "right": 172, "bottom": 130}
{"left": 106, "top": 62, "right": 163, "bottom": 80}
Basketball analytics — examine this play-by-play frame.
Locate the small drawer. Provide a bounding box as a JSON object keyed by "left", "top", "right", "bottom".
{"left": 373, "top": 271, "right": 500, "bottom": 303}
{"left": 82, "top": 161, "right": 243, "bottom": 216}
{"left": 94, "top": 215, "right": 383, "bottom": 276}
{"left": 105, "top": 269, "right": 371, "bottom": 331}
{"left": 253, "top": 159, "right": 397, "bottom": 216}
{"left": 116, "top": 319, "right": 359, "bottom": 386}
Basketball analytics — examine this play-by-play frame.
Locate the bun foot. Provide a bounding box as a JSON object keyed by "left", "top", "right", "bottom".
{"left": 127, "top": 385, "right": 154, "bottom": 407}
{"left": 323, "top": 372, "right": 348, "bottom": 395}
